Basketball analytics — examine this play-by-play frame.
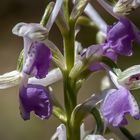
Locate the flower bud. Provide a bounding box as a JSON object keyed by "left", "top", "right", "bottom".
{"left": 113, "top": 0, "right": 140, "bottom": 15}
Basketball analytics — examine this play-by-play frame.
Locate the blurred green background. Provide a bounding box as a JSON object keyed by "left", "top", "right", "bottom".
{"left": 0, "top": 1, "right": 140, "bottom": 139}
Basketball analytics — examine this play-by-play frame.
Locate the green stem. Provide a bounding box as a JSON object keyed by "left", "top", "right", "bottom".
{"left": 63, "top": 21, "right": 75, "bottom": 71}
{"left": 63, "top": 0, "right": 69, "bottom": 22}
{"left": 119, "top": 127, "right": 136, "bottom": 140}
{"left": 63, "top": 9, "right": 80, "bottom": 140}
{"left": 63, "top": 1, "right": 81, "bottom": 139}
{"left": 63, "top": 72, "right": 78, "bottom": 140}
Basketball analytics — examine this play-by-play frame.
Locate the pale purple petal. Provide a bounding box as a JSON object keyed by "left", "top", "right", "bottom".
{"left": 84, "top": 44, "right": 117, "bottom": 71}
{"left": 107, "top": 18, "right": 135, "bottom": 56}
{"left": 101, "top": 87, "right": 140, "bottom": 126}
{"left": 19, "top": 84, "right": 52, "bottom": 120}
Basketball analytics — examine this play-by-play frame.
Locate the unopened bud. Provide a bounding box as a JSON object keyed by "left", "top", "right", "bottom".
{"left": 113, "top": 0, "right": 140, "bottom": 15}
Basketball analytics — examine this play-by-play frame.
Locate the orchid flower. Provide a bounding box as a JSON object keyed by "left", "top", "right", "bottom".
{"left": 12, "top": 23, "right": 52, "bottom": 79}
{"left": 0, "top": 24, "right": 62, "bottom": 120}
{"left": 12, "top": 23, "right": 53, "bottom": 120}
{"left": 10, "top": 0, "right": 63, "bottom": 120}
{"left": 101, "top": 87, "right": 139, "bottom": 126}
{"left": 0, "top": 0, "right": 64, "bottom": 89}
{"left": 100, "top": 69, "right": 140, "bottom": 127}
{"left": 81, "top": 17, "right": 140, "bottom": 71}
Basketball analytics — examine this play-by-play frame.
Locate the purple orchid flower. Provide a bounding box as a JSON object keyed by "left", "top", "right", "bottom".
{"left": 106, "top": 18, "right": 139, "bottom": 56}
{"left": 12, "top": 23, "right": 52, "bottom": 120}
{"left": 12, "top": 23, "right": 52, "bottom": 79}
{"left": 19, "top": 84, "right": 52, "bottom": 120}
{"left": 100, "top": 87, "right": 139, "bottom": 127}
{"left": 83, "top": 44, "right": 118, "bottom": 71}
{"left": 104, "top": 17, "right": 140, "bottom": 57}
{"left": 83, "top": 18, "right": 140, "bottom": 71}
{"left": 23, "top": 41, "right": 51, "bottom": 79}
{"left": 100, "top": 69, "right": 140, "bottom": 127}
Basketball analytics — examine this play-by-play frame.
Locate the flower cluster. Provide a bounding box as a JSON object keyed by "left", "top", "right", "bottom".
{"left": 0, "top": 0, "right": 140, "bottom": 140}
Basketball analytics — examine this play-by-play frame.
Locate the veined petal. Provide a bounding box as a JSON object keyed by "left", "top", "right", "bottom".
{"left": 19, "top": 84, "right": 52, "bottom": 120}
{"left": 101, "top": 87, "right": 139, "bottom": 127}
{"left": 107, "top": 18, "right": 135, "bottom": 56}
{"left": 0, "top": 70, "right": 21, "bottom": 89}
